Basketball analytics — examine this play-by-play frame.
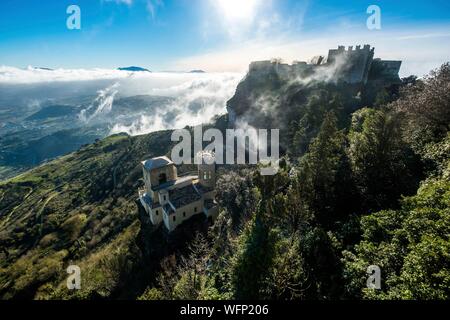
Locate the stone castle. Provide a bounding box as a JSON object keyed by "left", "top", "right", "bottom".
{"left": 138, "top": 155, "right": 218, "bottom": 232}
{"left": 249, "top": 45, "right": 402, "bottom": 85}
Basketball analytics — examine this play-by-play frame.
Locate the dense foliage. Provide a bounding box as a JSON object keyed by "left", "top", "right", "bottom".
{"left": 142, "top": 63, "right": 449, "bottom": 300}
{"left": 0, "top": 63, "right": 448, "bottom": 300}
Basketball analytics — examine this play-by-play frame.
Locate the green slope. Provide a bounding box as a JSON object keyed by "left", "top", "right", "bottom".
{"left": 0, "top": 130, "right": 175, "bottom": 299}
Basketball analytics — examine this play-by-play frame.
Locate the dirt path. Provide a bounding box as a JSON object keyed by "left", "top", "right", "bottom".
{"left": 0, "top": 186, "right": 34, "bottom": 229}
{"left": 0, "top": 182, "right": 67, "bottom": 230}
{"left": 34, "top": 191, "right": 60, "bottom": 244}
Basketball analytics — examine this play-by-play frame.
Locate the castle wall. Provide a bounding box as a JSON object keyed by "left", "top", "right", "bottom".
{"left": 204, "top": 205, "right": 219, "bottom": 220}
{"left": 143, "top": 168, "right": 152, "bottom": 194}
{"left": 202, "top": 190, "right": 215, "bottom": 201}
{"left": 242, "top": 45, "right": 402, "bottom": 96}
{"left": 327, "top": 45, "right": 374, "bottom": 84}
{"left": 369, "top": 59, "right": 402, "bottom": 81}
{"left": 158, "top": 189, "right": 169, "bottom": 206}
{"left": 164, "top": 199, "right": 203, "bottom": 232}
{"left": 139, "top": 196, "right": 152, "bottom": 217}
{"left": 150, "top": 206, "right": 163, "bottom": 225}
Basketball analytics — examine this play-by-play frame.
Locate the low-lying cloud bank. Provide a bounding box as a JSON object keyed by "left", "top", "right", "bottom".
{"left": 0, "top": 66, "right": 136, "bottom": 84}
{"left": 110, "top": 72, "right": 241, "bottom": 135}
{"left": 0, "top": 67, "right": 243, "bottom": 136}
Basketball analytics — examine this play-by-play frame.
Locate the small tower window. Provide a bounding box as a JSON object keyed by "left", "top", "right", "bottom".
{"left": 183, "top": 212, "right": 186, "bottom": 218}
{"left": 163, "top": 195, "right": 167, "bottom": 201}
{"left": 155, "top": 210, "right": 159, "bottom": 216}
{"left": 194, "top": 207, "right": 197, "bottom": 213}
{"left": 158, "top": 173, "right": 167, "bottom": 185}
{"left": 173, "top": 216, "right": 176, "bottom": 222}
{"left": 203, "top": 171, "right": 208, "bottom": 180}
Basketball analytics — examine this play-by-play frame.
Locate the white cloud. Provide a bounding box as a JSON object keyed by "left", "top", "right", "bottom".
{"left": 395, "top": 32, "right": 450, "bottom": 41}
{"left": 0, "top": 67, "right": 242, "bottom": 136}
{"left": 110, "top": 72, "right": 242, "bottom": 135}
{"left": 0, "top": 66, "right": 146, "bottom": 84}
{"left": 79, "top": 82, "right": 120, "bottom": 122}
{"left": 173, "top": 24, "right": 450, "bottom": 77}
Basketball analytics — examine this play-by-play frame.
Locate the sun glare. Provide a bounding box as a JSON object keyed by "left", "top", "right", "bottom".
{"left": 215, "top": 0, "right": 260, "bottom": 21}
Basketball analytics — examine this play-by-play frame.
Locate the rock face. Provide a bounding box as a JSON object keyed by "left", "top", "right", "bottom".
{"left": 227, "top": 45, "right": 402, "bottom": 125}
{"left": 225, "top": 45, "right": 404, "bottom": 157}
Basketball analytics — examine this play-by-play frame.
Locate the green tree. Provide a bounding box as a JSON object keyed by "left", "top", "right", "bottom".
{"left": 343, "top": 172, "right": 450, "bottom": 299}
{"left": 394, "top": 63, "right": 450, "bottom": 140}
{"left": 297, "top": 112, "right": 356, "bottom": 226}
{"left": 348, "top": 108, "right": 420, "bottom": 210}
{"left": 231, "top": 214, "right": 278, "bottom": 299}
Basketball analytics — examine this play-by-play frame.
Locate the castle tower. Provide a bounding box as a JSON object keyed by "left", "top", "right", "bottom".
{"left": 197, "top": 151, "right": 216, "bottom": 189}
{"left": 326, "top": 44, "right": 375, "bottom": 84}
{"left": 141, "top": 156, "right": 177, "bottom": 194}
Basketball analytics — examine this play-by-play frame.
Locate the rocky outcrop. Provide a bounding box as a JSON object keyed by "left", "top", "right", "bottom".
{"left": 227, "top": 45, "right": 402, "bottom": 128}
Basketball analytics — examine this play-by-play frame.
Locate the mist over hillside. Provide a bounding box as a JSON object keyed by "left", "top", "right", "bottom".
{"left": 0, "top": 69, "right": 242, "bottom": 180}
{"left": 0, "top": 55, "right": 448, "bottom": 301}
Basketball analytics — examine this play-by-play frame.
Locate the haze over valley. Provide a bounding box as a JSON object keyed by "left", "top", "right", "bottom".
{"left": 0, "top": 68, "right": 241, "bottom": 179}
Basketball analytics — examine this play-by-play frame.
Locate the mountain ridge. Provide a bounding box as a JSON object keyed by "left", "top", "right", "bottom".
{"left": 117, "top": 66, "right": 151, "bottom": 72}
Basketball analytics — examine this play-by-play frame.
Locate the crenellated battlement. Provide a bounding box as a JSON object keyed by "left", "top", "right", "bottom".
{"left": 247, "top": 45, "right": 400, "bottom": 85}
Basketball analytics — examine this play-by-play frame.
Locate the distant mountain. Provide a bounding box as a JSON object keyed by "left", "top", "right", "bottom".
{"left": 117, "top": 66, "right": 151, "bottom": 72}
{"left": 34, "top": 67, "right": 54, "bottom": 71}
{"left": 189, "top": 70, "right": 206, "bottom": 73}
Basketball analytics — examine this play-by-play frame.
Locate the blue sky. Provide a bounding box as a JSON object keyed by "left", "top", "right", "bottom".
{"left": 0, "top": 0, "right": 449, "bottom": 75}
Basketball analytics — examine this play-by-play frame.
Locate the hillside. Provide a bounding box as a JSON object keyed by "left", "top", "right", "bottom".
{"left": 0, "top": 95, "right": 175, "bottom": 181}
{"left": 25, "top": 105, "right": 78, "bottom": 121}
{"left": 0, "top": 61, "right": 449, "bottom": 300}
{"left": 0, "top": 130, "right": 175, "bottom": 298}
{"left": 0, "top": 113, "right": 229, "bottom": 299}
